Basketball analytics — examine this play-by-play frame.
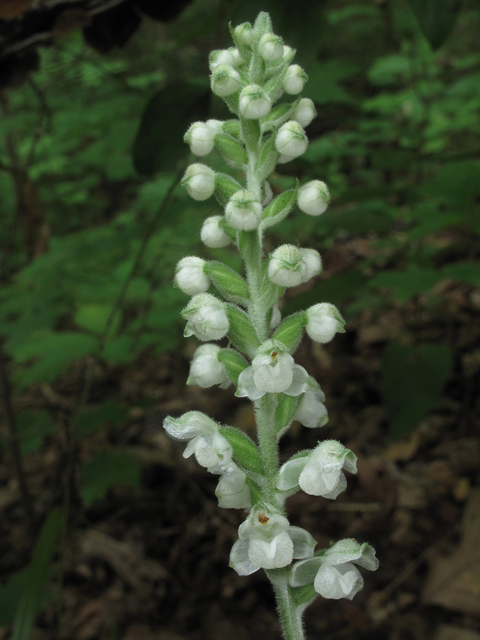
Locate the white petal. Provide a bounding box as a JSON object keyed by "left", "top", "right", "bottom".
{"left": 276, "top": 457, "right": 309, "bottom": 491}
{"left": 283, "top": 365, "right": 309, "bottom": 396}
{"left": 290, "top": 557, "right": 323, "bottom": 587}
{"left": 248, "top": 531, "right": 293, "bottom": 569}
{"left": 288, "top": 526, "right": 316, "bottom": 559}
{"left": 230, "top": 539, "right": 259, "bottom": 576}
{"left": 236, "top": 367, "right": 265, "bottom": 400}
{"left": 314, "top": 563, "right": 363, "bottom": 600}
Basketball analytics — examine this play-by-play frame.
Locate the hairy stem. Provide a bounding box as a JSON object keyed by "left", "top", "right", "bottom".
{"left": 266, "top": 569, "right": 306, "bottom": 640}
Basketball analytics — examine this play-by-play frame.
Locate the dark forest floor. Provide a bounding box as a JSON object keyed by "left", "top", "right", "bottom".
{"left": 1, "top": 237, "right": 480, "bottom": 640}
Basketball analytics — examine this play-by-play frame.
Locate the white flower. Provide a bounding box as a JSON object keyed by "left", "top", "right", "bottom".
{"left": 239, "top": 84, "right": 271, "bottom": 119}
{"left": 174, "top": 256, "right": 210, "bottom": 296}
{"left": 298, "top": 180, "right": 331, "bottom": 216}
{"left": 184, "top": 122, "right": 216, "bottom": 156}
{"left": 234, "top": 22, "right": 254, "bottom": 46}
{"left": 206, "top": 119, "right": 225, "bottom": 135}
{"left": 290, "top": 539, "right": 379, "bottom": 600}
{"left": 200, "top": 216, "right": 232, "bottom": 248}
{"left": 211, "top": 64, "right": 242, "bottom": 97}
{"left": 225, "top": 189, "right": 262, "bottom": 231}
{"left": 187, "top": 344, "right": 230, "bottom": 389}
{"left": 209, "top": 49, "right": 236, "bottom": 69}
{"left": 306, "top": 303, "right": 345, "bottom": 343}
{"left": 277, "top": 154, "right": 295, "bottom": 165}
{"left": 292, "top": 98, "right": 316, "bottom": 128}
{"left": 277, "top": 440, "right": 357, "bottom": 499}
{"left": 181, "top": 163, "right": 215, "bottom": 201}
{"left": 300, "top": 248, "right": 322, "bottom": 283}
{"left": 215, "top": 463, "right": 251, "bottom": 509}
{"left": 258, "top": 33, "right": 284, "bottom": 62}
{"left": 163, "top": 411, "right": 232, "bottom": 472}
{"left": 182, "top": 293, "right": 229, "bottom": 342}
{"left": 275, "top": 121, "right": 308, "bottom": 158}
{"left": 229, "top": 504, "right": 316, "bottom": 575}
{"left": 236, "top": 339, "right": 308, "bottom": 400}
{"left": 230, "top": 48, "right": 245, "bottom": 67}
{"left": 283, "top": 65, "right": 308, "bottom": 95}
{"left": 293, "top": 376, "right": 328, "bottom": 428}
{"left": 268, "top": 244, "right": 306, "bottom": 287}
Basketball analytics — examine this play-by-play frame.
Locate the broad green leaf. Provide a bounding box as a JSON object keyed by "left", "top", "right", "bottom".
{"left": 441, "top": 262, "right": 480, "bottom": 286}
{"left": 16, "top": 411, "right": 55, "bottom": 456}
{"left": 306, "top": 61, "right": 358, "bottom": 105}
{"left": 81, "top": 451, "right": 142, "bottom": 506}
{"left": 74, "top": 400, "right": 128, "bottom": 438}
{"left": 12, "top": 332, "right": 99, "bottom": 390}
{"left": 0, "top": 568, "right": 32, "bottom": 626}
{"left": 219, "top": 426, "right": 264, "bottom": 476}
{"left": 12, "top": 509, "right": 63, "bottom": 640}
{"left": 132, "top": 83, "right": 210, "bottom": 176}
{"left": 74, "top": 303, "right": 120, "bottom": 336}
{"left": 406, "top": 0, "right": 464, "bottom": 50}
{"left": 382, "top": 343, "right": 452, "bottom": 437}
{"left": 369, "top": 266, "right": 440, "bottom": 304}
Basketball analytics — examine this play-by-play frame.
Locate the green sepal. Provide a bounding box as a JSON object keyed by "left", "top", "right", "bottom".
{"left": 253, "top": 11, "right": 273, "bottom": 38}
{"left": 214, "top": 172, "right": 242, "bottom": 207}
{"left": 205, "top": 261, "right": 249, "bottom": 307}
{"left": 264, "top": 48, "right": 296, "bottom": 102}
{"left": 272, "top": 311, "right": 307, "bottom": 354}
{"left": 218, "top": 217, "right": 238, "bottom": 241}
{"left": 291, "top": 584, "right": 318, "bottom": 609}
{"left": 219, "top": 425, "right": 264, "bottom": 476}
{"left": 274, "top": 394, "right": 303, "bottom": 437}
{"left": 229, "top": 22, "right": 252, "bottom": 65}
{"left": 222, "top": 119, "right": 241, "bottom": 139}
{"left": 225, "top": 304, "right": 260, "bottom": 358}
{"left": 260, "top": 99, "right": 300, "bottom": 134}
{"left": 255, "top": 134, "right": 279, "bottom": 182}
{"left": 214, "top": 134, "right": 248, "bottom": 168}
{"left": 240, "top": 118, "right": 261, "bottom": 149}
{"left": 261, "top": 182, "right": 298, "bottom": 230}
{"left": 217, "top": 349, "right": 249, "bottom": 384}
{"left": 222, "top": 90, "right": 240, "bottom": 116}
{"left": 238, "top": 229, "right": 261, "bottom": 265}
{"left": 246, "top": 476, "right": 264, "bottom": 505}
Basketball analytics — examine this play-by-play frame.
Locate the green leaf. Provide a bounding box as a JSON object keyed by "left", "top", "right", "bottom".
{"left": 205, "top": 261, "right": 250, "bottom": 306}
{"left": 274, "top": 394, "right": 302, "bottom": 437}
{"left": 283, "top": 271, "right": 366, "bottom": 315}
{"left": 272, "top": 312, "right": 306, "bottom": 354}
{"left": 441, "top": 262, "right": 480, "bottom": 287}
{"left": 74, "top": 303, "right": 120, "bottom": 336}
{"left": 217, "top": 349, "right": 249, "bottom": 384}
{"left": 382, "top": 343, "right": 452, "bottom": 437}
{"left": 225, "top": 304, "right": 260, "bottom": 358}
{"left": 0, "top": 568, "right": 32, "bottom": 626}
{"left": 261, "top": 184, "right": 298, "bottom": 230}
{"left": 81, "top": 450, "right": 142, "bottom": 506}
{"left": 16, "top": 411, "right": 55, "bottom": 456}
{"left": 12, "top": 509, "right": 63, "bottom": 640}
{"left": 306, "top": 61, "right": 358, "bottom": 105}
{"left": 219, "top": 426, "right": 264, "bottom": 476}
{"left": 12, "top": 332, "right": 99, "bottom": 390}
{"left": 369, "top": 266, "right": 440, "bottom": 304}
{"left": 132, "top": 83, "right": 210, "bottom": 176}
{"left": 74, "top": 400, "right": 128, "bottom": 438}
{"left": 406, "top": 0, "right": 464, "bottom": 50}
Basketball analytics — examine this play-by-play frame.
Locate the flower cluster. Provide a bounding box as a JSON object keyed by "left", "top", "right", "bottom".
{"left": 162, "top": 12, "right": 377, "bottom": 636}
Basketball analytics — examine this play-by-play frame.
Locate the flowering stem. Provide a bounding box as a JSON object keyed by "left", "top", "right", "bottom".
{"left": 266, "top": 569, "right": 306, "bottom": 640}
{"left": 254, "top": 395, "right": 280, "bottom": 504}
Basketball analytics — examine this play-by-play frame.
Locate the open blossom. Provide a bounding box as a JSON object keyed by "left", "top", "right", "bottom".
{"left": 182, "top": 293, "right": 229, "bottom": 341}
{"left": 290, "top": 539, "right": 379, "bottom": 600}
{"left": 215, "top": 463, "right": 251, "bottom": 509}
{"left": 163, "top": 411, "right": 232, "bottom": 472}
{"left": 230, "top": 504, "right": 315, "bottom": 575}
{"left": 277, "top": 440, "right": 357, "bottom": 499}
{"left": 187, "top": 344, "right": 230, "bottom": 389}
{"left": 293, "top": 376, "right": 328, "bottom": 428}
{"left": 236, "top": 339, "right": 308, "bottom": 400}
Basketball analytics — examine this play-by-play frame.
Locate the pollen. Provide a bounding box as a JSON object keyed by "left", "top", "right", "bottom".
{"left": 258, "top": 511, "right": 269, "bottom": 524}
{"left": 271, "top": 350, "right": 278, "bottom": 359}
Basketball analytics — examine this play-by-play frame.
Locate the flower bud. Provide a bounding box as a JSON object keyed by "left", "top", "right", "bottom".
{"left": 200, "top": 216, "right": 232, "bottom": 249}
{"left": 206, "top": 119, "right": 225, "bottom": 135}
{"left": 181, "top": 164, "right": 215, "bottom": 201}
{"left": 283, "top": 64, "right": 308, "bottom": 95}
{"left": 268, "top": 244, "right": 306, "bottom": 287}
{"left": 300, "top": 248, "right": 322, "bottom": 283}
{"left": 230, "top": 48, "right": 245, "bottom": 67}
{"left": 211, "top": 64, "right": 242, "bottom": 97}
{"left": 182, "top": 293, "right": 229, "bottom": 342}
{"left": 187, "top": 344, "right": 230, "bottom": 389}
{"left": 239, "top": 84, "right": 271, "bottom": 119}
{"left": 184, "top": 121, "right": 216, "bottom": 156}
{"left": 275, "top": 121, "right": 308, "bottom": 158}
{"left": 306, "top": 303, "right": 345, "bottom": 344}
{"left": 292, "top": 98, "right": 316, "bottom": 128}
{"left": 216, "top": 464, "right": 251, "bottom": 509}
{"left": 259, "top": 33, "right": 284, "bottom": 62}
{"left": 174, "top": 256, "right": 210, "bottom": 296}
{"left": 234, "top": 22, "right": 254, "bottom": 46}
{"left": 298, "top": 180, "right": 331, "bottom": 216}
{"left": 270, "top": 305, "right": 281, "bottom": 330}
{"left": 225, "top": 189, "right": 262, "bottom": 231}
{"left": 277, "top": 154, "right": 295, "bottom": 164}
{"left": 209, "top": 49, "right": 236, "bottom": 69}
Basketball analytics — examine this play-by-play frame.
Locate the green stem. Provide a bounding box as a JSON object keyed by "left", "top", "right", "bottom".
{"left": 266, "top": 569, "right": 306, "bottom": 640}
{"left": 254, "top": 394, "right": 279, "bottom": 504}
